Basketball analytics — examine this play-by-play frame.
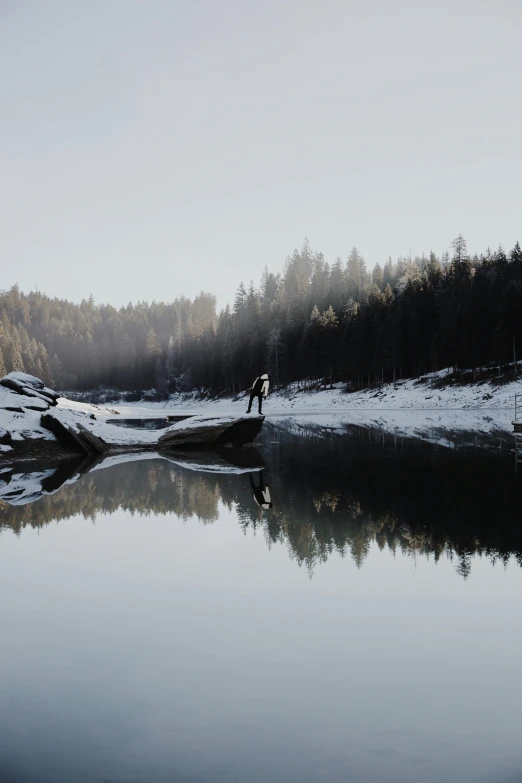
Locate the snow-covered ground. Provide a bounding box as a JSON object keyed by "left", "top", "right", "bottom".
{"left": 111, "top": 370, "right": 522, "bottom": 415}
{"left": 0, "top": 373, "right": 262, "bottom": 453}
{"left": 0, "top": 384, "right": 118, "bottom": 452}
{"left": 107, "top": 371, "right": 521, "bottom": 445}
{"left": 55, "top": 404, "right": 260, "bottom": 447}
{"left": 2, "top": 370, "right": 521, "bottom": 457}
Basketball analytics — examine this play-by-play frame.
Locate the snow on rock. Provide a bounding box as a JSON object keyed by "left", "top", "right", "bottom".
{"left": 49, "top": 409, "right": 264, "bottom": 449}
{"left": 0, "top": 385, "right": 55, "bottom": 442}
{"left": 1, "top": 374, "right": 264, "bottom": 453}
{"left": 50, "top": 407, "right": 162, "bottom": 446}
{"left": 0, "top": 372, "right": 59, "bottom": 406}
{"left": 2, "top": 372, "right": 45, "bottom": 390}
{"left": 0, "top": 374, "right": 119, "bottom": 448}
{"left": 167, "top": 413, "right": 261, "bottom": 431}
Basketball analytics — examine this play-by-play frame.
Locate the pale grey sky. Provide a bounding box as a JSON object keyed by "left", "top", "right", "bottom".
{"left": 1, "top": 0, "right": 521, "bottom": 309}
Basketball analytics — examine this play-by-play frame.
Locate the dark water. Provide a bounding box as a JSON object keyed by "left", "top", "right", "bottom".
{"left": 0, "top": 423, "right": 521, "bottom": 783}
{"left": 106, "top": 416, "right": 190, "bottom": 429}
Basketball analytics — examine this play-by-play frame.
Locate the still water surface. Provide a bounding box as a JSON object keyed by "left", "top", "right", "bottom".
{"left": 0, "top": 422, "right": 521, "bottom": 783}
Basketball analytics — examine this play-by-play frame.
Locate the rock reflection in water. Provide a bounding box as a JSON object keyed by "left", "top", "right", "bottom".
{"left": 1, "top": 424, "right": 521, "bottom": 578}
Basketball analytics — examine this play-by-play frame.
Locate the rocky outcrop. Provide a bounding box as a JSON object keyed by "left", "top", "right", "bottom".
{"left": 0, "top": 372, "right": 59, "bottom": 406}
{"left": 158, "top": 414, "right": 264, "bottom": 448}
{"left": 40, "top": 414, "right": 109, "bottom": 456}
{"left": 0, "top": 372, "right": 265, "bottom": 457}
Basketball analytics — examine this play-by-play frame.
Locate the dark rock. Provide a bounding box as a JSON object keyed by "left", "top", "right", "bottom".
{"left": 40, "top": 414, "right": 109, "bottom": 456}
{"left": 76, "top": 423, "right": 109, "bottom": 455}
{"left": 18, "top": 387, "right": 53, "bottom": 405}
{"left": 35, "top": 389, "right": 59, "bottom": 405}
{"left": 0, "top": 428, "right": 12, "bottom": 445}
{"left": 158, "top": 415, "right": 264, "bottom": 449}
{"left": 215, "top": 416, "right": 264, "bottom": 446}
{"left": 40, "top": 413, "right": 88, "bottom": 453}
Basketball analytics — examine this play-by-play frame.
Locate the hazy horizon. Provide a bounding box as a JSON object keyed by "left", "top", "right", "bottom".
{"left": 2, "top": 0, "right": 521, "bottom": 310}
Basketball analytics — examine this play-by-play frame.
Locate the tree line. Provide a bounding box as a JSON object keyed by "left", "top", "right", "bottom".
{"left": 1, "top": 235, "right": 521, "bottom": 393}
{"left": 194, "top": 235, "right": 522, "bottom": 392}
{"left": 0, "top": 287, "right": 216, "bottom": 392}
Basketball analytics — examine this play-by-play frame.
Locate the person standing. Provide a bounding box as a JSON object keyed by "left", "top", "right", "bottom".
{"left": 246, "top": 373, "right": 270, "bottom": 414}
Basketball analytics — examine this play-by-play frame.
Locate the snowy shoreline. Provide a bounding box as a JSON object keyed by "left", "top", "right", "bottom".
{"left": 0, "top": 373, "right": 263, "bottom": 459}
{"left": 2, "top": 370, "right": 521, "bottom": 462}
{"left": 105, "top": 369, "right": 521, "bottom": 414}
{"left": 104, "top": 372, "right": 521, "bottom": 448}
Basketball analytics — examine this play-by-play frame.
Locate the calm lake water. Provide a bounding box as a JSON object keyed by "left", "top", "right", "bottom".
{"left": 1, "top": 421, "right": 521, "bottom": 783}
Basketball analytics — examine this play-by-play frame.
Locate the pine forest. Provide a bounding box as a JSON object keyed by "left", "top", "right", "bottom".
{"left": 1, "top": 235, "right": 521, "bottom": 395}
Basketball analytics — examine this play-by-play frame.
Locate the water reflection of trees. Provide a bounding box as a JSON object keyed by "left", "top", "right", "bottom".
{"left": 0, "top": 461, "right": 226, "bottom": 532}
{"left": 1, "top": 434, "right": 521, "bottom": 578}
{"left": 248, "top": 431, "right": 522, "bottom": 577}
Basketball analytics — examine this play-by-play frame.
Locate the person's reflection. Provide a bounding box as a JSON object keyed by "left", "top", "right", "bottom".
{"left": 249, "top": 471, "right": 273, "bottom": 509}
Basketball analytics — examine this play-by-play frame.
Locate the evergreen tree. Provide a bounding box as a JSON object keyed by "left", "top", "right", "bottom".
{"left": 321, "top": 305, "right": 339, "bottom": 388}
{"left": 451, "top": 233, "right": 468, "bottom": 265}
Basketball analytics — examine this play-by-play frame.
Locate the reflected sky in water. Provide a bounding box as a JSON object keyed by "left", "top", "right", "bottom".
{"left": 0, "top": 422, "right": 521, "bottom": 783}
